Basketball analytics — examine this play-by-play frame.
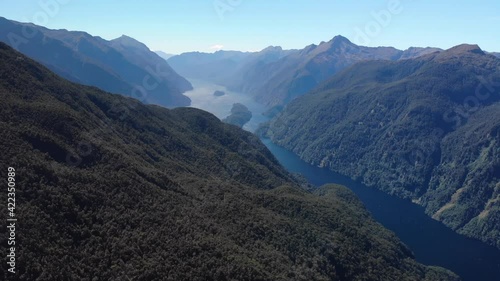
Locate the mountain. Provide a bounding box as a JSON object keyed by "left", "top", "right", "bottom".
{"left": 155, "top": 50, "right": 175, "bottom": 60}
{"left": 0, "top": 42, "right": 460, "bottom": 280}
{"left": 167, "top": 47, "right": 296, "bottom": 87}
{"left": 0, "top": 17, "right": 192, "bottom": 107}
{"left": 491, "top": 52, "right": 500, "bottom": 58}
{"left": 260, "top": 44, "right": 500, "bottom": 250}
{"left": 240, "top": 36, "right": 398, "bottom": 106}
{"left": 221, "top": 46, "right": 299, "bottom": 95}
{"left": 167, "top": 49, "right": 255, "bottom": 85}
{"left": 168, "top": 36, "right": 440, "bottom": 107}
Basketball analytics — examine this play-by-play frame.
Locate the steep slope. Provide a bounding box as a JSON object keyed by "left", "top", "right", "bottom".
{"left": 0, "top": 17, "right": 192, "bottom": 107}
{"left": 109, "top": 35, "right": 192, "bottom": 89}
{"left": 261, "top": 44, "right": 500, "bottom": 249}
{"left": 0, "top": 42, "right": 460, "bottom": 281}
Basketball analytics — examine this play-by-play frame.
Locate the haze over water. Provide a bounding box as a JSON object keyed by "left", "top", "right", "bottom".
{"left": 183, "top": 79, "right": 269, "bottom": 132}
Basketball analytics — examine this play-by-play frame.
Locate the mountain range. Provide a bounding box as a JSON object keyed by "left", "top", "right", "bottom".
{"left": 167, "top": 48, "right": 291, "bottom": 87}
{"left": 168, "top": 36, "right": 441, "bottom": 108}
{"left": 260, "top": 44, "right": 500, "bottom": 250}
{"left": 0, "top": 41, "right": 461, "bottom": 281}
{"left": 0, "top": 17, "right": 192, "bottom": 108}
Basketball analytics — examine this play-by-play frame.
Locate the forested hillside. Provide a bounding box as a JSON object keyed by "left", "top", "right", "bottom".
{"left": 262, "top": 44, "right": 500, "bottom": 250}
{"left": 0, "top": 42, "right": 460, "bottom": 280}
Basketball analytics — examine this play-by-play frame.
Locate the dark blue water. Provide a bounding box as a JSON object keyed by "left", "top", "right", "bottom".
{"left": 262, "top": 138, "right": 500, "bottom": 281}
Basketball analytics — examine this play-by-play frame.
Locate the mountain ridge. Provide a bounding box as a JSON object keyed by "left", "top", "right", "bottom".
{"left": 0, "top": 16, "right": 192, "bottom": 108}
{"left": 168, "top": 35, "right": 442, "bottom": 107}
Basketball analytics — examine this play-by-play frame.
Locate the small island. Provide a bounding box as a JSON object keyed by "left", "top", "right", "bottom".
{"left": 213, "top": 90, "right": 225, "bottom": 97}
{"left": 223, "top": 103, "right": 252, "bottom": 128}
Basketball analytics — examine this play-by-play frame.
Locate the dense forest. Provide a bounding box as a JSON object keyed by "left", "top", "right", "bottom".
{"left": 261, "top": 44, "right": 500, "bottom": 250}
{"left": 0, "top": 42, "right": 460, "bottom": 280}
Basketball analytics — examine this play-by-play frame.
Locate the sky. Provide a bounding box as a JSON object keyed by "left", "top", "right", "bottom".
{"left": 0, "top": 0, "right": 499, "bottom": 54}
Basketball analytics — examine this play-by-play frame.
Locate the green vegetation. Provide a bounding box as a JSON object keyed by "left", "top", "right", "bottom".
{"left": 0, "top": 42, "right": 459, "bottom": 280}
{"left": 262, "top": 44, "right": 500, "bottom": 250}
{"left": 223, "top": 103, "right": 253, "bottom": 128}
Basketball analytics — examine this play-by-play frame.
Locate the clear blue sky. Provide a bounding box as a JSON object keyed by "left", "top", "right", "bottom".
{"left": 1, "top": 0, "right": 499, "bottom": 54}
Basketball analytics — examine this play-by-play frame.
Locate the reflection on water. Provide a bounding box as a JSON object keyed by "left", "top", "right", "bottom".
{"left": 183, "top": 79, "right": 269, "bottom": 132}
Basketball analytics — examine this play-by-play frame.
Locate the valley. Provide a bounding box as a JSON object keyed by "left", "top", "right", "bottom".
{"left": 1, "top": 3, "right": 499, "bottom": 279}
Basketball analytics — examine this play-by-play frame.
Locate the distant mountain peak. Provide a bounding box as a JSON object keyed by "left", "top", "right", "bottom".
{"left": 398, "top": 46, "right": 442, "bottom": 60}
{"left": 446, "top": 44, "right": 484, "bottom": 55}
{"left": 329, "top": 35, "right": 352, "bottom": 44}
{"left": 116, "top": 34, "right": 147, "bottom": 43}
{"left": 155, "top": 51, "right": 175, "bottom": 60}
{"left": 312, "top": 35, "right": 354, "bottom": 54}
{"left": 111, "top": 34, "right": 150, "bottom": 51}
{"left": 404, "top": 46, "right": 440, "bottom": 52}
{"left": 261, "top": 46, "right": 283, "bottom": 52}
